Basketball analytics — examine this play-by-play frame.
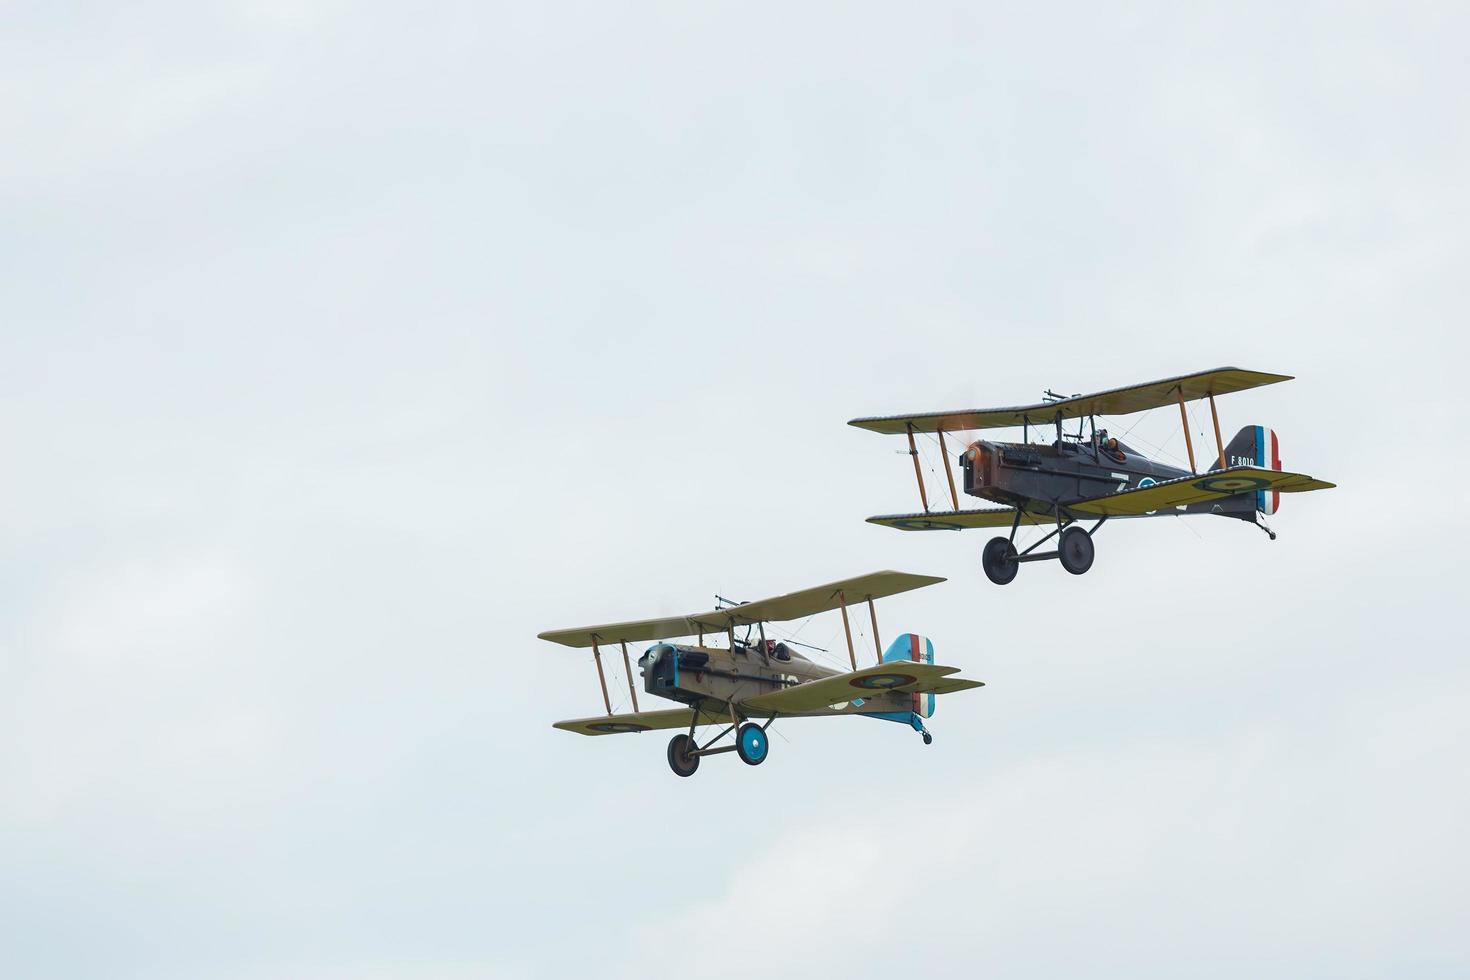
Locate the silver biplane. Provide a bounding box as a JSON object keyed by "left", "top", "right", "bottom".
{"left": 541, "top": 571, "right": 983, "bottom": 777}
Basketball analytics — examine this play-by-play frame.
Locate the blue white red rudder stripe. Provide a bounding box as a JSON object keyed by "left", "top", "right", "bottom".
{"left": 1219, "top": 424, "right": 1283, "bottom": 515}
{"left": 1254, "top": 425, "right": 1281, "bottom": 515}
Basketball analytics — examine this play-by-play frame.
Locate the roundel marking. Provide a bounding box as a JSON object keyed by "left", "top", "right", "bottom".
{"left": 850, "top": 672, "right": 918, "bottom": 690}
{"left": 1194, "top": 475, "right": 1272, "bottom": 493}
{"left": 587, "top": 722, "right": 650, "bottom": 734}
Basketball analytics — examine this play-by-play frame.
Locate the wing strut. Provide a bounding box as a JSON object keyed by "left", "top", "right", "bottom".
{"left": 937, "top": 429, "right": 961, "bottom": 510}
{"left": 1175, "top": 387, "right": 1197, "bottom": 473}
{"left": 906, "top": 423, "right": 930, "bottom": 512}
{"left": 867, "top": 597, "right": 883, "bottom": 665}
{"left": 620, "top": 640, "right": 639, "bottom": 712}
{"left": 838, "top": 591, "right": 857, "bottom": 671}
{"left": 591, "top": 636, "right": 612, "bottom": 715}
{"left": 1208, "top": 394, "right": 1226, "bottom": 470}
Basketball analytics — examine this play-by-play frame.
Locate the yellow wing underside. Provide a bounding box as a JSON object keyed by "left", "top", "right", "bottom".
{"left": 553, "top": 708, "right": 706, "bottom": 737}
{"left": 869, "top": 467, "right": 1333, "bottom": 528}
{"left": 866, "top": 508, "right": 1052, "bottom": 532}
{"left": 1067, "top": 466, "right": 1335, "bottom": 517}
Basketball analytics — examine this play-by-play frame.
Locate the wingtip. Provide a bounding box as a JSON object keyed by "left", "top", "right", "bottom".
{"left": 874, "top": 568, "right": 948, "bottom": 584}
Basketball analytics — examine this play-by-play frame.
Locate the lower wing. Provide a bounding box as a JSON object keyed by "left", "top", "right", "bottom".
{"left": 867, "top": 507, "right": 1052, "bottom": 532}
{"left": 553, "top": 707, "right": 706, "bottom": 736}
{"left": 1069, "top": 466, "right": 1335, "bottom": 517}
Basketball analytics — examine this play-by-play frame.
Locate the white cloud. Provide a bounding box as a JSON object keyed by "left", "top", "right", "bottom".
{"left": 635, "top": 677, "right": 1469, "bottom": 979}
{"left": 0, "top": 2, "right": 1466, "bottom": 977}
{"left": 0, "top": 552, "right": 279, "bottom": 827}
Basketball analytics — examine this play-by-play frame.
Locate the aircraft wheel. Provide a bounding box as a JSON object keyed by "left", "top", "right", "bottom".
{"left": 735, "top": 723, "right": 769, "bottom": 766}
{"left": 1059, "top": 526, "right": 1095, "bottom": 575}
{"left": 922, "top": 731, "right": 933, "bottom": 746}
{"left": 667, "top": 734, "right": 700, "bottom": 777}
{"left": 982, "top": 537, "right": 1019, "bottom": 585}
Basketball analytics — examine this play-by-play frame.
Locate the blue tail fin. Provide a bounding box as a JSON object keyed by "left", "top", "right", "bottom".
{"left": 882, "top": 633, "right": 936, "bottom": 719}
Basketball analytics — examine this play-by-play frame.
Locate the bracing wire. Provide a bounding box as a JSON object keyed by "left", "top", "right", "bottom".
{"left": 1099, "top": 413, "right": 1188, "bottom": 469}
{"left": 765, "top": 612, "right": 851, "bottom": 672}
{"left": 1120, "top": 407, "right": 1153, "bottom": 438}
{"left": 783, "top": 613, "right": 818, "bottom": 643}
{"left": 1174, "top": 513, "right": 1205, "bottom": 540}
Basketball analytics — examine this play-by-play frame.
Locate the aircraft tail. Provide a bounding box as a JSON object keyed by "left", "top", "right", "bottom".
{"left": 882, "top": 633, "right": 936, "bottom": 719}
{"left": 1213, "top": 425, "right": 1282, "bottom": 514}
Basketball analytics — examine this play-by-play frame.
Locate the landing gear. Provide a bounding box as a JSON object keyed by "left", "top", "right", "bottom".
{"left": 982, "top": 537, "right": 1019, "bottom": 585}
{"left": 984, "top": 516, "right": 1107, "bottom": 584}
{"left": 922, "top": 731, "right": 933, "bottom": 745}
{"left": 735, "top": 723, "right": 769, "bottom": 766}
{"left": 1255, "top": 516, "right": 1277, "bottom": 540}
{"left": 667, "top": 733, "right": 700, "bottom": 777}
{"left": 1058, "top": 525, "right": 1095, "bottom": 575}
{"left": 668, "top": 711, "right": 777, "bottom": 776}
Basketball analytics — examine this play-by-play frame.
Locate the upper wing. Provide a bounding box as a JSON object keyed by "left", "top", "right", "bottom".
{"left": 538, "top": 570, "right": 945, "bottom": 648}
{"left": 1068, "top": 466, "right": 1335, "bottom": 517}
{"left": 866, "top": 507, "right": 1053, "bottom": 532}
{"left": 848, "top": 367, "right": 1292, "bottom": 434}
{"left": 553, "top": 707, "right": 706, "bottom": 736}
{"left": 741, "top": 662, "right": 983, "bottom": 714}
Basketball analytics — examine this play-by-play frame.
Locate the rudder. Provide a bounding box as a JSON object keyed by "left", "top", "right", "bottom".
{"left": 882, "top": 633, "right": 936, "bottom": 718}
{"left": 1216, "top": 425, "right": 1282, "bottom": 514}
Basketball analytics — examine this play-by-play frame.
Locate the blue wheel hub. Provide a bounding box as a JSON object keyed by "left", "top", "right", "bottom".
{"left": 737, "top": 723, "right": 769, "bottom": 765}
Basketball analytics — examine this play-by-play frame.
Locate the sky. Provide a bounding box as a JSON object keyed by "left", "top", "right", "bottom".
{"left": 1, "top": 2, "right": 1467, "bottom": 977}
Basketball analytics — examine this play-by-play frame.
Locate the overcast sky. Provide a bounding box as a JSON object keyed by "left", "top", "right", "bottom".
{"left": 2, "top": 3, "right": 1467, "bottom": 977}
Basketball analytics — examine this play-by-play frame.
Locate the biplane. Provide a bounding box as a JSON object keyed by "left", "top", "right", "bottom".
{"left": 540, "top": 571, "right": 983, "bottom": 777}
{"left": 850, "top": 367, "right": 1335, "bottom": 585}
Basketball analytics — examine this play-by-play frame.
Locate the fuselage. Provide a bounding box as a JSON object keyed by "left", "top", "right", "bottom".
{"left": 963, "top": 436, "right": 1252, "bottom": 521}
{"left": 638, "top": 641, "right": 915, "bottom": 719}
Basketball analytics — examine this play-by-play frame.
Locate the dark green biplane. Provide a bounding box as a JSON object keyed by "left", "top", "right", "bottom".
{"left": 851, "top": 367, "right": 1335, "bottom": 584}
